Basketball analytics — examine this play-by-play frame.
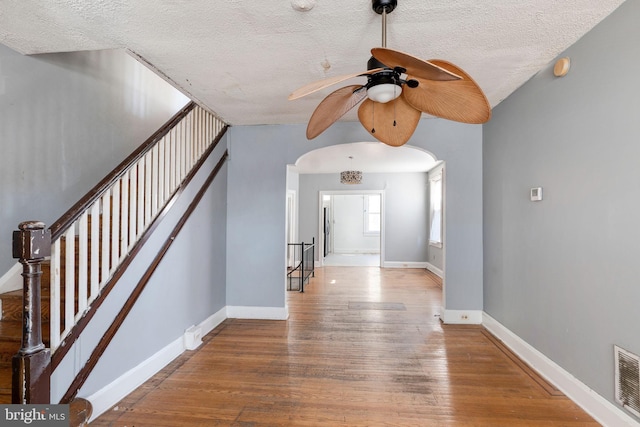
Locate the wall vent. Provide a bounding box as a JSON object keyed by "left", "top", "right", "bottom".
{"left": 615, "top": 345, "right": 640, "bottom": 418}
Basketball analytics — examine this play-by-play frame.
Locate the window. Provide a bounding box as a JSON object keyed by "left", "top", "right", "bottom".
{"left": 363, "top": 194, "right": 381, "bottom": 236}
{"left": 429, "top": 172, "right": 443, "bottom": 247}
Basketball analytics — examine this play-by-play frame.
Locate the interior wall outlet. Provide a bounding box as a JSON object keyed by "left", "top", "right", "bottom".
{"left": 530, "top": 187, "right": 543, "bottom": 201}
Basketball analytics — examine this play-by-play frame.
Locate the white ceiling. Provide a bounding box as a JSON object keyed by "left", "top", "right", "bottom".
{"left": 2, "top": 0, "right": 625, "bottom": 174}
{"left": 294, "top": 142, "right": 437, "bottom": 174}
{"left": 0, "top": 0, "right": 626, "bottom": 130}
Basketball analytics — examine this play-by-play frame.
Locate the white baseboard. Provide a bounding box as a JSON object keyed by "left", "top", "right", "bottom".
{"left": 482, "top": 312, "right": 640, "bottom": 427}
{"left": 383, "top": 261, "right": 429, "bottom": 269}
{"left": 0, "top": 262, "right": 23, "bottom": 295}
{"left": 226, "top": 305, "right": 289, "bottom": 320}
{"left": 86, "top": 336, "right": 183, "bottom": 422}
{"left": 85, "top": 306, "right": 227, "bottom": 422}
{"left": 425, "top": 262, "right": 443, "bottom": 278}
{"left": 333, "top": 250, "right": 380, "bottom": 254}
{"left": 200, "top": 306, "right": 228, "bottom": 336}
{"left": 440, "top": 308, "right": 482, "bottom": 324}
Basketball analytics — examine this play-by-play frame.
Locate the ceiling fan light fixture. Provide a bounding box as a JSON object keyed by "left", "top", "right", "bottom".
{"left": 367, "top": 83, "right": 402, "bottom": 103}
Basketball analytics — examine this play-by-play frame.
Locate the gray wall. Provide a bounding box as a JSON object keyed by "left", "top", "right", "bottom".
{"left": 483, "top": 0, "right": 639, "bottom": 415}
{"left": 332, "top": 194, "right": 380, "bottom": 254}
{"left": 0, "top": 45, "right": 188, "bottom": 273}
{"left": 299, "top": 173, "right": 427, "bottom": 263}
{"left": 227, "top": 120, "right": 482, "bottom": 311}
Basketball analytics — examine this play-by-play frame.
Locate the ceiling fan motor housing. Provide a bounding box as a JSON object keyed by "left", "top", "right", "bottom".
{"left": 366, "top": 70, "right": 400, "bottom": 90}
{"left": 367, "top": 55, "right": 389, "bottom": 71}
{"left": 372, "top": 0, "right": 397, "bottom": 14}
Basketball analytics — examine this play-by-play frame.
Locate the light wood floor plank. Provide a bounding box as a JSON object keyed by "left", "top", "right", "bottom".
{"left": 91, "top": 267, "right": 598, "bottom": 426}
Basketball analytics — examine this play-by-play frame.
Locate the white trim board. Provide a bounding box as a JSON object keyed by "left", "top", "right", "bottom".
{"left": 85, "top": 306, "right": 227, "bottom": 422}
{"left": 333, "top": 250, "right": 381, "bottom": 254}
{"left": 0, "top": 262, "right": 22, "bottom": 294}
{"left": 483, "top": 312, "right": 640, "bottom": 427}
{"left": 440, "top": 308, "right": 482, "bottom": 325}
{"left": 226, "top": 305, "right": 289, "bottom": 320}
{"left": 425, "top": 262, "right": 443, "bottom": 278}
{"left": 383, "top": 261, "right": 429, "bottom": 269}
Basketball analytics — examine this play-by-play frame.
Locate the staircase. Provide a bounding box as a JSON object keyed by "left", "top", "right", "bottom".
{"left": 0, "top": 101, "right": 226, "bottom": 421}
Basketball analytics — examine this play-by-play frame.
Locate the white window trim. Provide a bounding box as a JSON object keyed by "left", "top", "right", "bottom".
{"left": 429, "top": 171, "right": 443, "bottom": 248}
{"left": 363, "top": 194, "right": 381, "bottom": 236}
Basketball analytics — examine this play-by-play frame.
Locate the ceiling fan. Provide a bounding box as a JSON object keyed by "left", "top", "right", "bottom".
{"left": 288, "top": 0, "right": 491, "bottom": 147}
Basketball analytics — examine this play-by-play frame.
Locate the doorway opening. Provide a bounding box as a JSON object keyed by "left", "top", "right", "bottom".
{"left": 286, "top": 190, "right": 297, "bottom": 269}
{"left": 318, "top": 190, "right": 384, "bottom": 267}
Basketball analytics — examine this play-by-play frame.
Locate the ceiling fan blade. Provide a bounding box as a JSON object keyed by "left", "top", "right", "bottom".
{"left": 357, "top": 96, "right": 421, "bottom": 147}
{"left": 371, "top": 48, "right": 461, "bottom": 81}
{"left": 402, "top": 59, "right": 491, "bottom": 124}
{"left": 306, "top": 85, "right": 367, "bottom": 139}
{"left": 289, "top": 68, "right": 383, "bottom": 101}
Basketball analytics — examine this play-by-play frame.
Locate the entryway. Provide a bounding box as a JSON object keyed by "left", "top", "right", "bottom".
{"left": 319, "top": 191, "right": 383, "bottom": 267}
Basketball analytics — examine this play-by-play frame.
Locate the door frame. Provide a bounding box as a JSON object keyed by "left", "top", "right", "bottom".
{"left": 317, "top": 190, "right": 385, "bottom": 267}
{"left": 286, "top": 190, "right": 297, "bottom": 269}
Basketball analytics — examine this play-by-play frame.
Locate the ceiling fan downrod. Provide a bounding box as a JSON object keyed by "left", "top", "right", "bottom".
{"left": 372, "top": 0, "right": 397, "bottom": 48}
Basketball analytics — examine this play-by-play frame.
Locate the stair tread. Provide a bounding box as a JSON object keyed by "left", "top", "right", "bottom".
{"left": 0, "top": 321, "right": 22, "bottom": 342}
{"left": 0, "top": 289, "right": 22, "bottom": 298}
{"left": 0, "top": 339, "right": 20, "bottom": 365}
{"left": 1, "top": 290, "right": 51, "bottom": 323}
{"left": 0, "top": 320, "right": 50, "bottom": 341}
{"left": 0, "top": 390, "right": 10, "bottom": 405}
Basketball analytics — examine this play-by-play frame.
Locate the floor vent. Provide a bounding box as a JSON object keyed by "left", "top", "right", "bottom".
{"left": 615, "top": 345, "right": 640, "bottom": 418}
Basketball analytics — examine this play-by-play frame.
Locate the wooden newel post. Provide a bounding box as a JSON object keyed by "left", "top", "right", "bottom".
{"left": 12, "top": 220, "right": 51, "bottom": 404}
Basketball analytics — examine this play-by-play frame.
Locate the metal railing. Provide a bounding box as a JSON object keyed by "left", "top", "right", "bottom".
{"left": 287, "top": 238, "right": 315, "bottom": 292}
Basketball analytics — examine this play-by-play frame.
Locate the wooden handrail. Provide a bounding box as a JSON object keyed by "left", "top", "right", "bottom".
{"left": 50, "top": 126, "right": 228, "bottom": 371}
{"left": 49, "top": 102, "right": 196, "bottom": 241}
{"left": 60, "top": 150, "right": 229, "bottom": 404}
{"left": 47, "top": 102, "right": 222, "bottom": 353}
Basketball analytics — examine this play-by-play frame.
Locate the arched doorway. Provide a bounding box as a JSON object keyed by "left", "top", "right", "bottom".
{"left": 289, "top": 141, "right": 443, "bottom": 275}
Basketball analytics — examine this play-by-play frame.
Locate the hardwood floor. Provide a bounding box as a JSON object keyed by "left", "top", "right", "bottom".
{"left": 91, "top": 267, "right": 598, "bottom": 426}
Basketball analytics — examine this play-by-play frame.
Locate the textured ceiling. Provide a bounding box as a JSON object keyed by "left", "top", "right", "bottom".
{"left": 0, "top": 0, "right": 626, "bottom": 129}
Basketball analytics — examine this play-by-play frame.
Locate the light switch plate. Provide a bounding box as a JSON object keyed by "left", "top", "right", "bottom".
{"left": 530, "top": 187, "right": 543, "bottom": 201}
